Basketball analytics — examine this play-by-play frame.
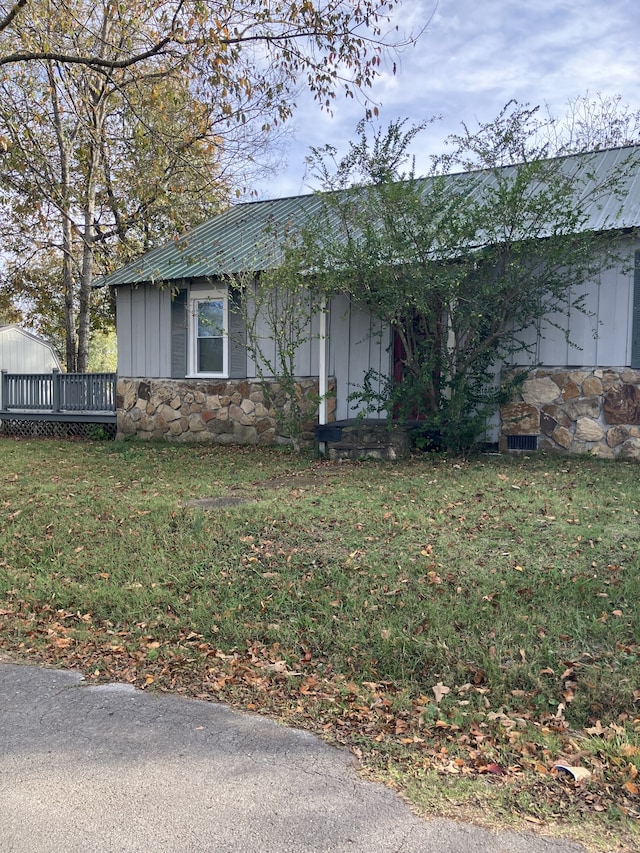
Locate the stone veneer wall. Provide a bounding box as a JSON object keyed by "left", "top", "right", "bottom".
{"left": 117, "top": 377, "right": 336, "bottom": 444}
{"left": 500, "top": 367, "right": 640, "bottom": 459}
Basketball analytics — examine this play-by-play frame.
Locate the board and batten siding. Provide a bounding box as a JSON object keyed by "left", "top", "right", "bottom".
{"left": 328, "top": 294, "right": 391, "bottom": 421}
{"left": 116, "top": 280, "right": 391, "bottom": 421}
{"left": 632, "top": 248, "right": 640, "bottom": 368}
{"left": 242, "top": 290, "right": 390, "bottom": 420}
{"left": 506, "top": 237, "right": 640, "bottom": 369}
{"left": 116, "top": 284, "right": 173, "bottom": 378}
{"left": 244, "top": 286, "right": 321, "bottom": 380}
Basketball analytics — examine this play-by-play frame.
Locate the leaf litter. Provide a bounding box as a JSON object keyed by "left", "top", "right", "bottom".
{"left": 0, "top": 442, "right": 639, "bottom": 850}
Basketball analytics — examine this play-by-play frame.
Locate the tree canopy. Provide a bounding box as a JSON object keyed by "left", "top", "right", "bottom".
{"left": 0, "top": 1, "right": 406, "bottom": 114}
{"left": 0, "top": 0, "right": 412, "bottom": 370}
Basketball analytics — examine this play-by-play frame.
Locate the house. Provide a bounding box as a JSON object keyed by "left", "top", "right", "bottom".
{"left": 96, "top": 144, "right": 640, "bottom": 457}
{"left": 97, "top": 192, "right": 390, "bottom": 448}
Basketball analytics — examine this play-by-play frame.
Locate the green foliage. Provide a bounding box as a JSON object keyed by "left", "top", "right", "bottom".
{"left": 87, "top": 329, "right": 117, "bottom": 373}
{"left": 234, "top": 263, "right": 325, "bottom": 448}
{"left": 0, "top": 54, "right": 226, "bottom": 370}
{"left": 293, "top": 104, "right": 632, "bottom": 451}
{"left": 86, "top": 424, "right": 112, "bottom": 441}
{"left": 0, "top": 253, "right": 115, "bottom": 360}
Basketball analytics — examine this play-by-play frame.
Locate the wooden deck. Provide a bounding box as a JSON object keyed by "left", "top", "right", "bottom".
{"left": 0, "top": 370, "right": 117, "bottom": 423}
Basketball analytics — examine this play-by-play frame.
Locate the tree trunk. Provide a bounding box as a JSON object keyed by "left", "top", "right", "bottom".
{"left": 77, "top": 128, "right": 101, "bottom": 373}
{"left": 62, "top": 215, "right": 77, "bottom": 372}
{"left": 77, "top": 202, "right": 94, "bottom": 373}
{"left": 48, "top": 62, "right": 79, "bottom": 372}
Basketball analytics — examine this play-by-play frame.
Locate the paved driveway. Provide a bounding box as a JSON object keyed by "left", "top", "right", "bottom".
{"left": 0, "top": 661, "right": 587, "bottom": 852}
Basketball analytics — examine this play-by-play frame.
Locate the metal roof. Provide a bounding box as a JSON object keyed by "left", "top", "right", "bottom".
{"left": 97, "top": 193, "right": 328, "bottom": 287}
{"left": 96, "top": 144, "right": 640, "bottom": 288}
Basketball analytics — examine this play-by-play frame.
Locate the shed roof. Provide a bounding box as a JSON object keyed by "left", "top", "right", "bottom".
{"left": 97, "top": 144, "right": 640, "bottom": 289}
{"left": 0, "top": 324, "right": 59, "bottom": 351}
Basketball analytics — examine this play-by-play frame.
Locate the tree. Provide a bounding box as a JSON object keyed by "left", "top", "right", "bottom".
{"left": 0, "top": 4, "right": 230, "bottom": 370}
{"left": 289, "top": 102, "right": 634, "bottom": 450}
{"left": 237, "top": 265, "right": 325, "bottom": 448}
{"left": 0, "top": 0, "right": 411, "bottom": 370}
{"left": 0, "top": 1, "right": 407, "bottom": 111}
{"left": 543, "top": 92, "right": 640, "bottom": 153}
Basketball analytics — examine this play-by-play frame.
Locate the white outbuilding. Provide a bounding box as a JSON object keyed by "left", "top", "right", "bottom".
{"left": 0, "top": 325, "right": 62, "bottom": 374}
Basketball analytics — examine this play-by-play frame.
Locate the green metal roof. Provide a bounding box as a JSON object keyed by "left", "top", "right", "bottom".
{"left": 97, "top": 193, "right": 328, "bottom": 287}
{"left": 96, "top": 144, "right": 640, "bottom": 288}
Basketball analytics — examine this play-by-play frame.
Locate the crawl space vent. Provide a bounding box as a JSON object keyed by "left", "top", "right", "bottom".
{"left": 506, "top": 434, "right": 538, "bottom": 451}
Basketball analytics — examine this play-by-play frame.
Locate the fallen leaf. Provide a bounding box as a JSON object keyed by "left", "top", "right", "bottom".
{"left": 432, "top": 682, "right": 450, "bottom": 704}
{"left": 554, "top": 764, "right": 591, "bottom": 781}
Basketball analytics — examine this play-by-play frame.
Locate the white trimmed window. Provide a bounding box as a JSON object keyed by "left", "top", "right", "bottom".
{"left": 189, "top": 293, "right": 228, "bottom": 377}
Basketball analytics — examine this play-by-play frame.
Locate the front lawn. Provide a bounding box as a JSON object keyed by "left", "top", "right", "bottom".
{"left": 1, "top": 439, "right": 638, "bottom": 850}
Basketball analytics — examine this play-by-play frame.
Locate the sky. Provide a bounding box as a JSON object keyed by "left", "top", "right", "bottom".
{"left": 255, "top": 0, "right": 640, "bottom": 199}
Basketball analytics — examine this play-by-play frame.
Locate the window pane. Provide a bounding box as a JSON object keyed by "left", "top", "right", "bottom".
{"left": 198, "top": 300, "right": 224, "bottom": 337}
{"left": 198, "top": 337, "right": 223, "bottom": 373}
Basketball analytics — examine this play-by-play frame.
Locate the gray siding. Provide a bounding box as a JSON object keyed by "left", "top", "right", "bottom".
{"left": 115, "top": 235, "right": 639, "bottom": 423}
{"left": 631, "top": 250, "right": 640, "bottom": 368}
{"left": 115, "top": 284, "right": 172, "bottom": 377}
{"left": 243, "top": 288, "right": 391, "bottom": 420}
{"left": 245, "top": 286, "right": 319, "bottom": 379}
{"left": 329, "top": 294, "right": 391, "bottom": 420}
{"left": 508, "top": 236, "right": 639, "bottom": 369}
{"left": 118, "top": 280, "right": 247, "bottom": 380}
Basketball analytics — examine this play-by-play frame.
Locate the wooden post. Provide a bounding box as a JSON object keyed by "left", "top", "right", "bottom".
{"left": 318, "top": 300, "right": 328, "bottom": 456}
{"left": 52, "top": 369, "right": 61, "bottom": 413}
{"left": 318, "top": 299, "right": 328, "bottom": 426}
{"left": 1, "top": 369, "right": 6, "bottom": 412}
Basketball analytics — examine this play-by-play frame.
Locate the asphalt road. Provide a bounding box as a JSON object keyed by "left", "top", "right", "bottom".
{"left": 0, "top": 661, "right": 588, "bottom": 853}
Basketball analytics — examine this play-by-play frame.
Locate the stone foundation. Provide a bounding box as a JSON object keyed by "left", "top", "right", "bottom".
{"left": 117, "top": 377, "right": 336, "bottom": 444}
{"left": 500, "top": 367, "right": 640, "bottom": 459}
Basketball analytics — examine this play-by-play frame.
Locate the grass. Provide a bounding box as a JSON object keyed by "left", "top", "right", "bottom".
{"left": 0, "top": 437, "right": 639, "bottom": 850}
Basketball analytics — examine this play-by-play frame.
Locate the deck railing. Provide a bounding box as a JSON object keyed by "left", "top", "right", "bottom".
{"left": 1, "top": 370, "right": 117, "bottom": 415}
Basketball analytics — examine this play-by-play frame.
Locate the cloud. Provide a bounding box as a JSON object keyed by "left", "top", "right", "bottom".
{"left": 254, "top": 0, "right": 640, "bottom": 198}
